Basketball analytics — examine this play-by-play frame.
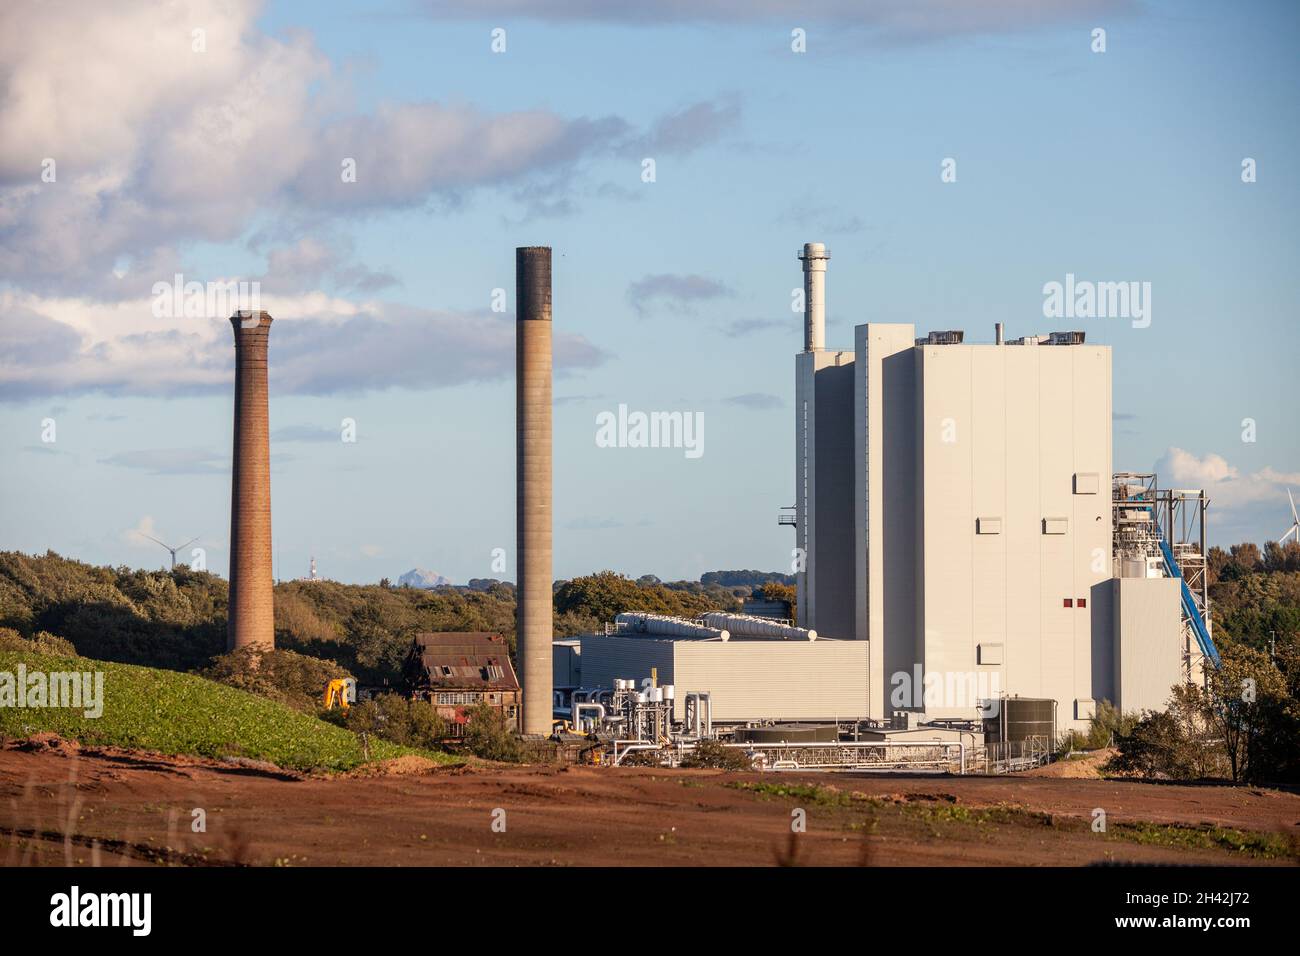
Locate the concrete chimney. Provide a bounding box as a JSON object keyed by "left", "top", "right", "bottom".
{"left": 227, "top": 311, "right": 275, "bottom": 652}
{"left": 799, "top": 242, "right": 830, "bottom": 352}
{"left": 516, "top": 247, "right": 553, "bottom": 736}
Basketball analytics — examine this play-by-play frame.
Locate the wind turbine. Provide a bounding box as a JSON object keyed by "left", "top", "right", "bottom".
{"left": 1282, "top": 489, "right": 1300, "bottom": 544}
{"left": 138, "top": 533, "right": 199, "bottom": 570}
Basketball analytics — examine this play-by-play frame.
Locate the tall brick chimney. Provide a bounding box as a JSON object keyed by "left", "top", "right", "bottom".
{"left": 516, "top": 248, "right": 553, "bottom": 736}
{"left": 227, "top": 311, "right": 275, "bottom": 651}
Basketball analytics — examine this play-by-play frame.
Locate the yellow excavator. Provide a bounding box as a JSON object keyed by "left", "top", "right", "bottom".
{"left": 323, "top": 678, "right": 353, "bottom": 712}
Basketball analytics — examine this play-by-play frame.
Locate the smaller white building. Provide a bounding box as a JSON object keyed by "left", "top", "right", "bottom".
{"left": 575, "top": 633, "right": 869, "bottom": 723}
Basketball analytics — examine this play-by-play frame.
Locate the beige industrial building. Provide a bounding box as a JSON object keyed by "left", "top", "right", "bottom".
{"left": 793, "top": 244, "right": 1209, "bottom": 733}
{"left": 575, "top": 633, "right": 869, "bottom": 723}
{"left": 545, "top": 242, "right": 1210, "bottom": 743}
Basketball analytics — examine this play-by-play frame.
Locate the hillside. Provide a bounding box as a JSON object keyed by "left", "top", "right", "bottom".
{"left": 0, "top": 650, "right": 436, "bottom": 772}
{"left": 0, "top": 551, "right": 747, "bottom": 685}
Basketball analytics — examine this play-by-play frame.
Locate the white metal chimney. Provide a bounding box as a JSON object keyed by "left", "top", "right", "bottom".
{"left": 799, "top": 242, "right": 830, "bottom": 352}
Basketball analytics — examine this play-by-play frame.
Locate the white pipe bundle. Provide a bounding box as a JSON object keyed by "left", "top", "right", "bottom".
{"left": 701, "top": 611, "right": 816, "bottom": 641}
{"left": 615, "top": 612, "right": 729, "bottom": 641}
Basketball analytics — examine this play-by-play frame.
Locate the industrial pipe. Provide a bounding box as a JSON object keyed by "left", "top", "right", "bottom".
{"left": 615, "top": 612, "right": 729, "bottom": 641}
{"left": 684, "top": 691, "right": 713, "bottom": 738}
{"left": 572, "top": 702, "right": 606, "bottom": 734}
{"left": 798, "top": 242, "right": 830, "bottom": 352}
{"left": 701, "top": 611, "right": 816, "bottom": 641}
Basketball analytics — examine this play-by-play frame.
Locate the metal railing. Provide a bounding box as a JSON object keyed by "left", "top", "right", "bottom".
{"left": 723, "top": 740, "right": 966, "bottom": 773}
{"left": 977, "top": 738, "right": 1051, "bottom": 774}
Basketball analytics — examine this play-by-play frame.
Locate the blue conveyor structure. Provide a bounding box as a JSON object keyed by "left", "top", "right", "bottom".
{"left": 1156, "top": 536, "right": 1221, "bottom": 667}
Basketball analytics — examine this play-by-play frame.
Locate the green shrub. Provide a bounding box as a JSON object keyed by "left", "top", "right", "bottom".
{"left": 1056, "top": 699, "right": 1140, "bottom": 757}
{"left": 682, "top": 739, "right": 754, "bottom": 771}
{"left": 1107, "top": 684, "right": 1229, "bottom": 779}
{"left": 0, "top": 627, "right": 76, "bottom": 656}
{"left": 462, "top": 701, "right": 524, "bottom": 762}
{"left": 332, "top": 693, "right": 448, "bottom": 751}
{"left": 201, "top": 647, "right": 352, "bottom": 711}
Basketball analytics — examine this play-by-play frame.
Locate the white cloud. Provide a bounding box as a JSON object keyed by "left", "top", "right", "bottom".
{"left": 0, "top": 0, "right": 625, "bottom": 294}
{"left": 0, "top": 288, "right": 609, "bottom": 400}
{"left": 626, "top": 274, "right": 733, "bottom": 318}
{"left": 1157, "top": 447, "right": 1300, "bottom": 511}
{"left": 102, "top": 448, "right": 227, "bottom": 476}
{"left": 122, "top": 515, "right": 159, "bottom": 548}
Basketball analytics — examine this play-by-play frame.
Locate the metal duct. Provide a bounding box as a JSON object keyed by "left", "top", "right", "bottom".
{"left": 614, "top": 612, "right": 729, "bottom": 642}
{"left": 700, "top": 611, "right": 817, "bottom": 641}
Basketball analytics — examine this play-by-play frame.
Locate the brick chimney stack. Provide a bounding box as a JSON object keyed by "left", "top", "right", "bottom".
{"left": 227, "top": 310, "right": 275, "bottom": 651}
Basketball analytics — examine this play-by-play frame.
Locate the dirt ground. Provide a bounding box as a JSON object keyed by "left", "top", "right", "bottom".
{"left": 1022, "top": 748, "right": 1116, "bottom": 778}
{"left": 1, "top": 740, "right": 1296, "bottom": 867}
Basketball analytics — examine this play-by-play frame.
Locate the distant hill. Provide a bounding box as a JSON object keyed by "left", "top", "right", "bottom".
{"left": 700, "top": 569, "right": 796, "bottom": 588}
{"left": 398, "top": 568, "right": 451, "bottom": 589}
{"left": 0, "top": 552, "right": 757, "bottom": 687}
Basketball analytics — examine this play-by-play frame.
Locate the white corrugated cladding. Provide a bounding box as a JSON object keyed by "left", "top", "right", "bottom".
{"left": 577, "top": 636, "right": 676, "bottom": 690}
{"left": 673, "top": 640, "right": 869, "bottom": 721}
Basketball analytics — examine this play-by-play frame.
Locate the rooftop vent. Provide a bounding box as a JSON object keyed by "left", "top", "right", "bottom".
{"left": 916, "top": 330, "right": 965, "bottom": 346}
{"left": 1008, "top": 332, "right": 1087, "bottom": 345}
{"left": 1047, "top": 330, "right": 1086, "bottom": 345}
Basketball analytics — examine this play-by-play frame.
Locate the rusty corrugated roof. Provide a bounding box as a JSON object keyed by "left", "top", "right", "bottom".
{"left": 403, "top": 632, "right": 520, "bottom": 691}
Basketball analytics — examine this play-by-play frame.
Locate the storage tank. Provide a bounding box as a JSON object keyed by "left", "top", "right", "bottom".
{"left": 1121, "top": 557, "right": 1147, "bottom": 578}
{"left": 983, "top": 697, "right": 1057, "bottom": 745}
{"left": 733, "top": 723, "right": 839, "bottom": 744}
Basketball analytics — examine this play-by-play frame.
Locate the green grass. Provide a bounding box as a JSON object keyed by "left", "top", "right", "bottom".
{"left": 725, "top": 781, "right": 857, "bottom": 807}
{"left": 0, "top": 651, "right": 449, "bottom": 772}
{"left": 724, "top": 780, "right": 1292, "bottom": 861}
{"left": 1114, "top": 821, "right": 1292, "bottom": 860}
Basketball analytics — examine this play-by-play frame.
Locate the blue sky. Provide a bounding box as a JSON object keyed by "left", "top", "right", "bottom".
{"left": 1, "top": 0, "right": 1298, "bottom": 584}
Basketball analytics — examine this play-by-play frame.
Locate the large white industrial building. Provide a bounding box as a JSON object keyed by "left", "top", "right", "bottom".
{"left": 793, "top": 243, "right": 1214, "bottom": 733}
{"left": 553, "top": 242, "right": 1216, "bottom": 749}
